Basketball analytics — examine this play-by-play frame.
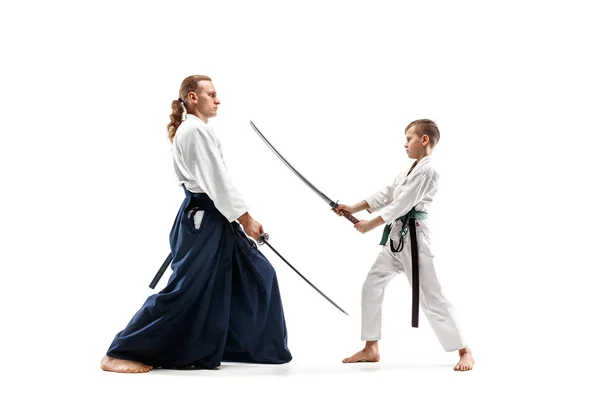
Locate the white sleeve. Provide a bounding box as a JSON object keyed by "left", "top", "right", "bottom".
{"left": 378, "top": 171, "right": 436, "bottom": 224}
{"left": 364, "top": 180, "right": 396, "bottom": 212}
{"left": 176, "top": 127, "right": 249, "bottom": 222}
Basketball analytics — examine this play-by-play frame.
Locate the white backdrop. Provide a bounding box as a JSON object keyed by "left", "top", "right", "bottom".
{"left": 1, "top": 0, "right": 599, "bottom": 399}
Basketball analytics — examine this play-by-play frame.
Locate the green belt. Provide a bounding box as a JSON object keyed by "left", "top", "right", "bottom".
{"left": 379, "top": 208, "right": 428, "bottom": 246}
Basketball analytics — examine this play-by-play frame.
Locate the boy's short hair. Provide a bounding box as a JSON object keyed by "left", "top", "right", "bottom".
{"left": 405, "top": 119, "right": 440, "bottom": 146}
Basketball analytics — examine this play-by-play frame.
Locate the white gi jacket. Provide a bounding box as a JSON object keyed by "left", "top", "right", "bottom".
{"left": 171, "top": 114, "right": 249, "bottom": 223}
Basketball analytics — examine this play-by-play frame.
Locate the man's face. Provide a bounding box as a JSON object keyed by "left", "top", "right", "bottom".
{"left": 192, "top": 80, "right": 220, "bottom": 119}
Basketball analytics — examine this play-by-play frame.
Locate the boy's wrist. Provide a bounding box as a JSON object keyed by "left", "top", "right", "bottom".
{"left": 353, "top": 200, "right": 369, "bottom": 213}
{"left": 372, "top": 216, "right": 385, "bottom": 227}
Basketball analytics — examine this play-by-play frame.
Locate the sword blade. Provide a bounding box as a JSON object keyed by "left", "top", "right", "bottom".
{"left": 250, "top": 121, "right": 360, "bottom": 225}
{"left": 250, "top": 121, "right": 336, "bottom": 207}
{"left": 258, "top": 234, "right": 349, "bottom": 316}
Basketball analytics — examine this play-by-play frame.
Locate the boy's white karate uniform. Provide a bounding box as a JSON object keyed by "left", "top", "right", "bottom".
{"left": 362, "top": 156, "right": 466, "bottom": 351}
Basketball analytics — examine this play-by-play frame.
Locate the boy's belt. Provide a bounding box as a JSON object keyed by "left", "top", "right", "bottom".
{"left": 379, "top": 208, "right": 427, "bottom": 328}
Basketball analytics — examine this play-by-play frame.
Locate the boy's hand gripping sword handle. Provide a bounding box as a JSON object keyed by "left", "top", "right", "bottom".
{"left": 333, "top": 205, "right": 359, "bottom": 224}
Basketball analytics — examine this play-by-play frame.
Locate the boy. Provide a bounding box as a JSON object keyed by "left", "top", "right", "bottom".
{"left": 334, "top": 119, "right": 474, "bottom": 371}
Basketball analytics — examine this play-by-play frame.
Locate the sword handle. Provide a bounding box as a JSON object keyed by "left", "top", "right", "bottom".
{"left": 257, "top": 233, "right": 269, "bottom": 245}
{"left": 341, "top": 209, "right": 359, "bottom": 224}
{"left": 332, "top": 201, "right": 360, "bottom": 224}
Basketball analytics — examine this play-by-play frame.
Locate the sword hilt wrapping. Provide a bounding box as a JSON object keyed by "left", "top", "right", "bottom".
{"left": 341, "top": 210, "right": 359, "bottom": 224}
{"left": 331, "top": 201, "right": 360, "bottom": 225}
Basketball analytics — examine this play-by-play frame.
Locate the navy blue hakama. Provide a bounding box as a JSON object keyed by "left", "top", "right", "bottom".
{"left": 105, "top": 188, "right": 292, "bottom": 369}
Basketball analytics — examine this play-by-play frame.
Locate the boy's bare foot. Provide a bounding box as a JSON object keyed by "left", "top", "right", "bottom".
{"left": 342, "top": 341, "right": 380, "bottom": 363}
{"left": 454, "top": 347, "right": 474, "bottom": 371}
{"left": 101, "top": 355, "right": 153, "bottom": 373}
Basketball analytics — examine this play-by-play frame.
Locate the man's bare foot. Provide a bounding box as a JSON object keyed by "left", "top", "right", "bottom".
{"left": 342, "top": 341, "right": 380, "bottom": 363}
{"left": 454, "top": 346, "right": 474, "bottom": 371}
{"left": 101, "top": 355, "right": 153, "bottom": 373}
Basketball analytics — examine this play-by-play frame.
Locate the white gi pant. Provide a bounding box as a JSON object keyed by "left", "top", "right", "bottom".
{"left": 361, "top": 222, "right": 466, "bottom": 352}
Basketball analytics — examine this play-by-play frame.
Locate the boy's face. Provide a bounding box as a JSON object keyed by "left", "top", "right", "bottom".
{"left": 404, "top": 126, "right": 429, "bottom": 159}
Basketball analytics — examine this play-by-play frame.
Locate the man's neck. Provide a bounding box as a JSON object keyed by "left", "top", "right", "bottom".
{"left": 190, "top": 110, "right": 209, "bottom": 124}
